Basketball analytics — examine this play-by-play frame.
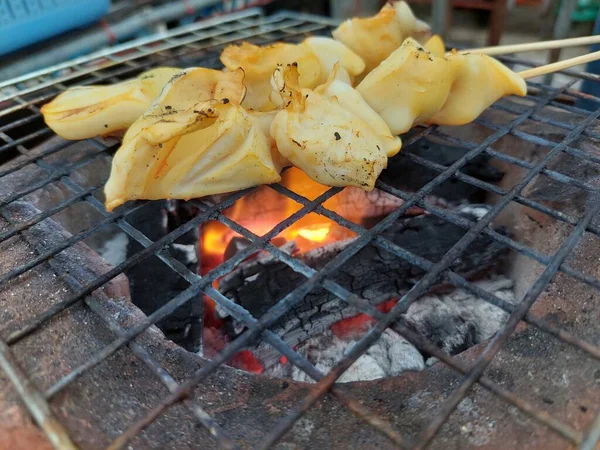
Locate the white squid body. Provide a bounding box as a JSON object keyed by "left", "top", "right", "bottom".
{"left": 41, "top": 67, "right": 181, "bottom": 140}
{"left": 332, "top": 0, "right": 431, "bottom": 76}
{"left": 357, "top": 38, "right": 527, "bottom": 135}
{"left": 40, "top": 67, "right": 247, "bottom": 141}
{"left": 220, "top": 37, "right": 366, "bottom": 111}
{"left": 270, "top": 64, "right": 401, "bottom": 191}
{"left": 104, "top": 70, "right": 282, "bottom": 211}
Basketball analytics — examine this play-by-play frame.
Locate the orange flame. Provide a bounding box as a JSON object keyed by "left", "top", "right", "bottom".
{"left": 199, "top": 168, "right": 408, "bottom": 373}
{"left": 200, "top": 167, "right": 359, "bottom": 273}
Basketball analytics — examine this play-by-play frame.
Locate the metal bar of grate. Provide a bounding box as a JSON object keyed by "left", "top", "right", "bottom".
{"left": 45, "top": 185, "right": 340, "bottom": 398}
{"left": 269, "top": 181, "right": 600, "bottom": 360}
{"left": 381, "top": 150, "right": 600, "bottom": 292}
{"left": 44, "top": 175, "right": 411, "bottom": 447}
{"left": 0, "top": 9, "right": 263, "bottom": 94}
{"left": 0, "top": 25, "right": 321, "bottom": 122}
{"left": 0, "top": 10, "right": 340, "bottom": 339}
{"left": 0, "top": 7, "right": 598, "bottom": 450}
{"left": 412, "top": 194, "right": 600, "bottom": 450}
{"left": 214, "top": 212, "right": 584, "bottom": 444}
{"left": 0, "top": 339, "right": 78, "bottom": 449}
{"left": 211, "top": 212, "right": 584, "bottom": 445}
{"left": 100, "top": 202, "right": 411, "bottom": 448}
{"left": 0, "top": 13, "right": 325, "bottom": 106}
{"left": 378, "top": 182, "right": 600, "bottom": 307}
{"left": 108, "top": 70, "right": 600, "bottom": 449}
{"left": 0, "top": 196, "right": 239, "bottom": 448}
{"left": 7, "top": 116, "right": 592, "bottom": 446}
{"left": 255, "top": 105, "right": 600, "bottom": 449}
{"left": 581, "top": 413, "right": 600, "bottom": 450}
{"left": 397, "top": 146, "right": 600, "bottom": 238}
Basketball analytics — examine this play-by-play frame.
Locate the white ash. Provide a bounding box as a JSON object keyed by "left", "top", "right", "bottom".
{"left": 426, "top": 357, "right": 439, "bottom": 367}
{"left": 268, "top": 329, "right": 425, "bottom": 383}
{"left": 96, "top": 232, "right": 129, "bottom": 266}
{"left": 457, "top": 204, "right": 492, "bottom": 221}
{"left": 267, "top": 275, "right": 515, "bottom": 382}
{"left": 170, "top": 243, "right": 198, "bottom": 265}
{"left": 404, "top": 276, "right": 516, "bottom": 355}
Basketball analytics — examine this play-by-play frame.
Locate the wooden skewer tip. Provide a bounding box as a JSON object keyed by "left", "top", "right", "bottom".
{"left": 518, "top": 49, "right": 600, "bottom": 79}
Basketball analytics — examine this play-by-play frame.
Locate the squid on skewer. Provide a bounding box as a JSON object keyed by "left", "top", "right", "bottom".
{"left": 45, "top": 19, "right": 592, "bottom": 215}
{"left": 332, "top": 1, "right": 431, "bottom": 75}
{"left": 219, "top": 37, "right": 365, "bottom": 111}
{"left": 423, "top": 34, "right": 446, "bottom": 57}
{"left": 356, "top": 38, "right": 527, "bottom": 135}
{"left": 104, "top": 69, "right": 282, "bottom": 211}
{"left": 429, "top": 53, "right": 528, "bottom": 125}
{"left": 104, "top": 61, "right": 401, "bottom": 211}
{"left": 269, "top": 64, "right": 401, "bottom": 191}
{"left": 41, "top": 67, "right": 246, "bottom": 141}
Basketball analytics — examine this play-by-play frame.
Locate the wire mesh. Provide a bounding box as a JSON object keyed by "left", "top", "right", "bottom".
{"left": 0, "top": 7, "right": 598, "bottom": 450}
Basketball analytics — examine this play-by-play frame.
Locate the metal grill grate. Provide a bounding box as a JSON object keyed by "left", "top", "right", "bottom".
{"left": 0, "top": 7, "right": 599, "bottom": 450}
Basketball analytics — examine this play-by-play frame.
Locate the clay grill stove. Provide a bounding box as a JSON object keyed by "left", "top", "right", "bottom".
{"left": 0, "top": 8, "right": 599, "bottom": 450}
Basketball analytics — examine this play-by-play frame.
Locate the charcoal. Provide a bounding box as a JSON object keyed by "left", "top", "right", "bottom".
{"left": 219, "top": 205, "right": 510, "bottom": 368}
{"left": 266, "top": 276, "right": 515, "bottom": 382}
{"left": 224, "top": 237, "right": 253, "bottom": 261}
{"left": 403, "top": 277, "right": 516, "bottom": 356}
{"left": 381, "top": 137, "right": 505, "bottom": 203}
{"left": 124, "top": 200, "right": 202, "bottom": 352}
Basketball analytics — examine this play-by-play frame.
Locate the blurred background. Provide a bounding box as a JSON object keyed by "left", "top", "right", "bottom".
{"left": 0, "top": 0, "right": 598, "bottom": 85}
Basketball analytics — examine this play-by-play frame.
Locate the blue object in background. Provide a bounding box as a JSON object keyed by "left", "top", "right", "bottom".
{"left": 0, "top": 0, "right": 110, "bottom": 57}
{"left": 577, "top": 10, "right": 600, "bottom": 110}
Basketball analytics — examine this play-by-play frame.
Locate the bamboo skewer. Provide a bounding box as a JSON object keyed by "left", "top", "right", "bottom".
{"left": 459, "top": 35, "right": 600, "bottom": 56}
{"left": 518, "top": 50, "right": 600, "bottom": 79}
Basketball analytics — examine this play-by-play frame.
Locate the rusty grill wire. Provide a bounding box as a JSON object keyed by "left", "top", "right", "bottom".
{"left": 0, "top": 7, "right": 599, "bottom": 450}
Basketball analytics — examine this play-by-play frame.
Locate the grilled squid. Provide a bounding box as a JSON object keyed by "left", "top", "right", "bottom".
{"left": 270, "top": 64, "right": 401, "bottom": 191}
{"left": 302, "top": 36, "right": 366, "bottom": 84}
{"left": 220, "top": 37, "right": 365, "bottom": 111}
{"left": 103, "top": 70, "right": 281, "bottom": 211}
{"left": 41, "top": 67, "right": 181, "bottom": 140}
{"left": 356, "top": 38, "right": 527, "bottom": 134}
{"left": 423, "top": 34, "right": 446, "bottom": 57}
{"left": 41, "top": 67, "right": 246, "bottom": 141}
{"left": 429, "top": 53, "right": 528, "bottom": 125}
{"left": 332, "top": 1, "right": 431, "bottom": 75}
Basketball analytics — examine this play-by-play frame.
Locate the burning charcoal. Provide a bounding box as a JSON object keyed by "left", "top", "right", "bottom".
{"left": 219, "top": 204, "right": 509, "bottom": 369}
{"left": 224, "top": 236, "right": 253, "bottom": 261}
{"left": 335, "top": 187, "right": 451, "bottom": 226}
{"left": 214, "top": 240, "right": 298, "bottom": 324}
{"left": 267, "top": 276, "right": 515, "bottom": 382}
{"left": 335, "top": 187, "right": 405, "bottom": 220}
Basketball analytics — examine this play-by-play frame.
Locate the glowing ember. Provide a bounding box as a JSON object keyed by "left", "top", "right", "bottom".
{"left": 330, "top": 299, "right": 399, "bottom": 341}
{"left": 230, "top": 350, "right": 264, "bottom": 374}
{"left": 200, "top": 167, "right": 360, "bottom": 274}
{"left": 199, "top": 167, "right": 407, "bottom": 373}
